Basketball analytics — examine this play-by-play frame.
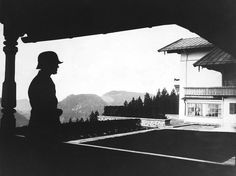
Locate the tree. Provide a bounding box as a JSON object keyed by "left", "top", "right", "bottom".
{"left": 143, "top": 93, "right": 152, "bottom": 117}
{"left": 94, "top": 111, "right": 99, "bottom": 119}
{"left": 127, "top": 97, "right": 136, "bottom": 117}
{"left": 156, "top": 88, "right": 161, "bottom": 98}
{"left": 76, "top": 118, "right": 79, "bottom": 123}
{"left": 89, "top": 111, "right": 99, "bottom": 122}
{"left": 137, "top": 96, "right": 143, "bottom": 107}
{"left": 153, "top": 95, "right": 160, "bottom": 117}
{"left": 170, "top": 89, "right": 179, "bottom": 114}
{"left": 101, "top": 88, "right": 179, "bottom": 118}
{"left": 161, "top": 88, "right": 169, "bottom": 97}
{"left": 144, "top": 93, "right": 152, "bottom": 107}
{"left": 89, "top": 111, "right": 95, "bottom": 121}
{"left": 69, "top": 118, "right": 73, "bottom": 123}
{"left": 136, "top": 96, "right": 143, "bottom": 116}
{"left": 79, "top": 118, "right": 84, "bottom": 123}
{"left": 124, "top": 100, "right": 128, "bottom": 107}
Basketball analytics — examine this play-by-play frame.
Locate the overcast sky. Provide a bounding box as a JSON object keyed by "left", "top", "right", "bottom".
{"left": 0, "top": 24, "right": 198, "bottom": 101}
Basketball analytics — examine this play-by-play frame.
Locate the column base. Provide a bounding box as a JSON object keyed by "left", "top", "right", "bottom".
{"left": 0, "top": 109, "right": 16, "bottom": 137}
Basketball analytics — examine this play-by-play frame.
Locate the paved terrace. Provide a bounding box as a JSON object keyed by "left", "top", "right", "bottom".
{"left": 1, "top": 128, "right": 236, "bottom": 176}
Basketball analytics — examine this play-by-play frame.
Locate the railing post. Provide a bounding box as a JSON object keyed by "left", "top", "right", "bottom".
{"left": 0, "top": 24, "right": 19, "bottom": 136}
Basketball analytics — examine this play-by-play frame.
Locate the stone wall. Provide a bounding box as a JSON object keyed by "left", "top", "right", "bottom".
{"left": 98, "top": 116, "right": 170, "bottom": 128}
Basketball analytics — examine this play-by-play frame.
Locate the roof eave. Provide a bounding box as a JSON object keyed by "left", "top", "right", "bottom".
{"left": 158, "top": 38, "right": 183, "bottom": 53}
{"left": 160, "top": 46, "right": 213, "bottom": 54}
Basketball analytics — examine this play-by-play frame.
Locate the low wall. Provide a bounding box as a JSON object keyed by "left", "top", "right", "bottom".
{"left": 98, "top": 116, "right": 170, "bottom": 128}
{"left": 166, "top": 114, "right": 179, "bottom": 119}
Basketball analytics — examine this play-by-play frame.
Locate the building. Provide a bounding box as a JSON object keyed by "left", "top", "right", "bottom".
{"left": 159, "top": 37, "right": 236, "bottom": 127}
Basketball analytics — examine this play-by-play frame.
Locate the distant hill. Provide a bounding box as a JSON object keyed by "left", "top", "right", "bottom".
{"left": 102, "top": 91, "right": 146, "bottom": 105}
{"left": 0, "top": 90, "right": 153, "bottom": 126}
{"left": 0, "top": 98, "right": 29, "bottom": 127}
{"left": 16, "top": 99, "right": 31, "bottom": 120}
{"left": 0, "top": 112, "right": 29, "bottom": 127}
{"left": 14, "top": 112, "right": 29, "bottom": 127}
{"left": 58, "top": 94, "right": 107, "bottom": 122}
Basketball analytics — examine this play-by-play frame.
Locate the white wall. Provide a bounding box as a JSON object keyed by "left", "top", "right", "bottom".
{"left": 223, "top": 98, "right": 236, "bottom": 119}
{"left": 220, "top": 98, "right": 236, "bottom": 130}
{"left": 179, "top": 50, "right": 222, "bottom": 120}
{"left": 180, "top": 51, "right": 222, "bottom": 88}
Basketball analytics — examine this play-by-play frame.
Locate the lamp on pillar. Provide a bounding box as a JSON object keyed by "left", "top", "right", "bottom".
{"left": 0, "top": 24, "right": 19, "bottom": 136}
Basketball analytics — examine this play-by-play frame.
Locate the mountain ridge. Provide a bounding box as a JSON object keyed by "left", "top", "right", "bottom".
{"left": 0, "top": 90, "right": 151, "bottom": 125}
{"left": 58, "top": 94, "right": 107, "bottom": 122}
{"left": 102, "top": 90, "right": 147, "bottom": 105}
{"left": 0, "top": 98, "right": 29, "bottom": 127}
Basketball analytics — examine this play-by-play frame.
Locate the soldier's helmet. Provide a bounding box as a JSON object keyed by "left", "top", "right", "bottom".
{"left": 36, "top": 51, "right": 63, "bottom": 69}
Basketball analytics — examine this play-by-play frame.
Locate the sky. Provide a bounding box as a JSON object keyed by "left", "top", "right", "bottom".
{"left": 0, "top": 24, "right": 198, "bottom": 101}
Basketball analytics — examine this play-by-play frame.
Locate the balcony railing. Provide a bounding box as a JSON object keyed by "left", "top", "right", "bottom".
{"left": 184, "top": 87, "right": 236, "bottom": 96}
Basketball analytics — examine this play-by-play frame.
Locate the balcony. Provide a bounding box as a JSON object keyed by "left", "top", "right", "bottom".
{"left": 184, "top": 87, "right": 236, "bottom": 97}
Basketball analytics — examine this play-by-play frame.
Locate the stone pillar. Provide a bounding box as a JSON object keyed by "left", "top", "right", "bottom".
{"left": 0, "top": 25, "right": 19, "bottom": 135}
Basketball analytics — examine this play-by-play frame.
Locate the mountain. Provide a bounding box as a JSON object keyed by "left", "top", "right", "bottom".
{"left": 58, "top": 94, "right": 107, "bottom": 122}
{"left": 0, "top": 112, "right": 29, "bottom": 127}
{"left": 101, "top": 91, "right": 146, "bottom": 105}
{"left": 0, "top": 90, "right": 152, "bottom": 126}
{"left": 14, "top": 113, "right": 29, "bottom": 127}
{"left": 16, "top": 99, "right": 31, "bottom": 120}
{"left": 0, "top": 98, "right": 29, "bottom": 127}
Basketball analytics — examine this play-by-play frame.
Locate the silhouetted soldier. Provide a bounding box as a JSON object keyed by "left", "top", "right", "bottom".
{"left": 28, "top": 51, "right": 63, "bottom": 142}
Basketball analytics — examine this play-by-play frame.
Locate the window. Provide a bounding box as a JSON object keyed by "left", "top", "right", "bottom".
{"left": 187, "top": 103, "right": 195, "bottom": 116}
{"left": 187, "top": 103, "right": 221, "bottom": 118}
{"left": 187, "top": 103, "right": 202, "bottom": 116}
{"left": 205, "top": 104, "right": 221, "bottom": 117}
{"left": 230, "top": 103, "right": 236, "bottom": 114}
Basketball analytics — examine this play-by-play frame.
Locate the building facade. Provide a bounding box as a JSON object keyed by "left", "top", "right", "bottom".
{"left": 159, "top": 37, "right": 236, "bottom": 126}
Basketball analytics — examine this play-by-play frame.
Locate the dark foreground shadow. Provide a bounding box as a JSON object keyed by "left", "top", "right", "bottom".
{"left": 0, "top": 134, "right": 236, "bottom": 176}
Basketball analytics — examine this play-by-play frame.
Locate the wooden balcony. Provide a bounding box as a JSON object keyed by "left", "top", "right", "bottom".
{"left": 184, "top": 87, "right": 236, "bottom": 97}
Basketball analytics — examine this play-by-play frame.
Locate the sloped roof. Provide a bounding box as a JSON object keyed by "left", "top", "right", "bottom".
{"left": 158, "top": 37, "right": 214, "bottom": 53}
{"left": 194, "top": 48, "right": 236, "bottom": 67}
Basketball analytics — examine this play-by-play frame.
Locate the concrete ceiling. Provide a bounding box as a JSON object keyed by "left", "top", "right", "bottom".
{"left": 1, "top": 0, "right": 236, "bottom": 57}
